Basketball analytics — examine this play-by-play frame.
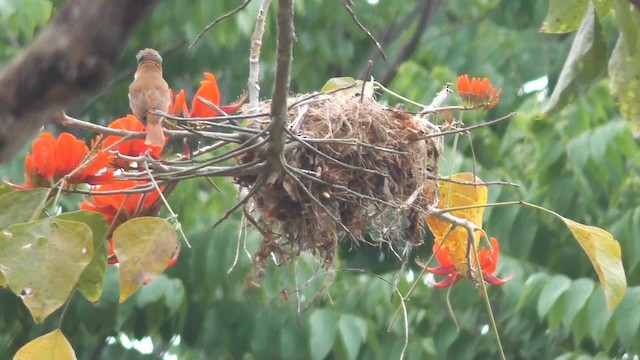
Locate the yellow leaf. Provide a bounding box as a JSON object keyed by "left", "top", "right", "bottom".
{"left": 525, "top": 203, "right": 627, "bottom": 311}
{"left": 13, "top": 329, "right": 77, "bottom": 360}
{"left": 113, "top": 217, "right": 178, "bottom": 302}
{"left": 426, "top": 172, "right": 488, "bottom": 270}
{"left": 562, "top": 218, "right": 626, "bottom": 310}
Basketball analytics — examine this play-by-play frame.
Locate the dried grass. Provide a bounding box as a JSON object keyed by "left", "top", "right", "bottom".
{"left": 235, "top": 92, "right": 440, "bottom": 274}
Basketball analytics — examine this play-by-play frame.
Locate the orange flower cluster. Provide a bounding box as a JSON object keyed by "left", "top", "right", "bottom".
{"left": 427, "top": 237, "right": 509, "bottom": 288}
{"left": 171, "top": 72, "right": 245, "bottom": 118}
{"left": 22, "top": 132, "right": 114, "bottom": 188}
{"left": 457, "top": 74, "right": 502, "bottom": 110}
{"left": 16, "top": 71, "right": 241, "bottom": 267}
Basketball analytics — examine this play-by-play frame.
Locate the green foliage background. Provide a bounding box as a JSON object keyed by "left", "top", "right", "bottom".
{"left": 1, "top": 0, "right": 639, "bottom": 359}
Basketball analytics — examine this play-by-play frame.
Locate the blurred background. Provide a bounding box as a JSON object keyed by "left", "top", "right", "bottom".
{"left": 1, "top": 0, "right": 639, "bottom": 359}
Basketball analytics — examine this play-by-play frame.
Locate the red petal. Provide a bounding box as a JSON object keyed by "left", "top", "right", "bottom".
{"left": 426, "top": 264, "right": 457, "bottom": 276}
{"left": 482, "top": 272, "right": 511, "bottom": 286}
{"left": 190, "top": 72, "right": 221, "bottom": 117}
{"left": 431, "top": 274, "right": 461, "bottom": 288}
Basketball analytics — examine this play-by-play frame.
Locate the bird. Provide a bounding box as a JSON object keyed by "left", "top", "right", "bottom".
{"left": 128, "top": 48, "right": 170, "bottom": 146}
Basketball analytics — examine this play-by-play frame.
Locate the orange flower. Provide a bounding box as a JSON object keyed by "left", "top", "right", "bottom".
{"left": 80, "top": 180, "right": 162, "bottom": 225}
{"left": 457, "top": 74, "right": 502, "bottom": 110}
{"left": 22, "top": 132, "right": 113, "bottom": 188}
{"left": 80, "top": 180, "right": 174, "bottom": 266}
{"left": 171, "top": 72, "right": 245, "bottom": 118}
{"left": 426, "top": 237, "right": 509, "bottom": 288}
{"left": 102, "top": 115, "right": 163, "bottom": 166}
{"left": 168, "top": 89, "right": 189, "bottom": 117}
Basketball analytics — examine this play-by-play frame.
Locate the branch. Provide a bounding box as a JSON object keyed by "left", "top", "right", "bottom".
{"left": 378, "top": 0, "right": 443, "bottom": 85}
{"left": 249, "top": 0, "right": 272, "bottom": 112}
{"left": 266, "top": 0, "right": 294, "bottom": 172}
{"left": 0, "top": 0, "right": 161, "bottom": 164}
{"left": 189, "top": 0, "right": 253, "bottom": 49}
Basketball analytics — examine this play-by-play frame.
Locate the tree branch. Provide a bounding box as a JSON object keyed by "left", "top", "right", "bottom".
{"left": 266, "top": 0, "right": 294, "bottom": 172}
{"left": 0, "top": 0, "right": 161, "bottom": 164}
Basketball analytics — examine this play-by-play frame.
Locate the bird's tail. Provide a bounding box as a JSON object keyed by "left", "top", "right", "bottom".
{"left": 145, "top": 113, "right": 165, "bottom": 146}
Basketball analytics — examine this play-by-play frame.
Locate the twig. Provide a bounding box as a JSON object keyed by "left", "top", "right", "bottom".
{"left": 341, "top": 0, "right": 386, "bottom": 61}
{"left": 189, "top": 0, "right": 253, "bottom": 49}
{"left": 57, "top": 112, "right": 244, "bottom": 142}
{"left": 285, "top": 129, "right": 389, "bottom": 177}
{"left": 212, "top": 173, "right": 267, "bottom": 228}
{"left": 249, "top": 0, "right": 272, "bottom": 113}
{"left": 280, "top": 154, "right": 358, "bottom": 242}
{"left": 422, "top": 112, "right": 517, "bottom": 139}
{"left": 433, "top": 176, "right": 520, "bottom": 188}
{"left": 142, "top": 160, "right": 191, "bottom": 247}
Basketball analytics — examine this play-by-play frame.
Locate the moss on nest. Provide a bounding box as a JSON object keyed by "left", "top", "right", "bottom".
{"left": 236, "top": 92, "right": 440, "bottom": 275}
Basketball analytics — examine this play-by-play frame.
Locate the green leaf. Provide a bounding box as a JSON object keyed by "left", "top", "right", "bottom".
{"left": 13, "top": 329, "right": 76, "bottom": 360}
{"left": 164, "top": 278, "right": 185, "bottom": 316}
{"left": 587, "top": 288, "right": 613, "bottom": 347}
{"left": 113, "top": 217, "right": 178, "bottom": 302}
{"left": 561, "top": 278, "right": 595, "bottom": 329}
{"left": 0, "top": 218, "right": 93, "bottom": 323}
{"left": 137, "top": 274, "right": 169, "bottom": 308}
{"left": 542, "top": 4, "right": 607, "bottom": 118}
{"left": 613, "top": 287, "right": 640, "bottom": 349}
{"left": 338, "top": 314, "right": 367, "bottom": 360}
{"left": 516, "top": 272, "right": 549, "bottom": 311}
{"left": 592, "top": 0, "right": 612, "bottom": 18}
{"left": 309, "top": 308, "right": 338, "bottom": 360}
{"left": 55, "top": 211, "right": 109, "bottom": 303}
{"left": 319, "top": 76, "right": 374, "bottom": 98}
{"left": 537, "top": 274, "right": 571, "bottom": 319}
{"left": 540, "top": 0, "right": 589, "bottom": 34}
{"left": 612, "top": 0, "right": 638, "bottom": 55}
{"left": 609, "top": 21, "right": 640, "bottom": 136}
{"left": 0, "top": 188, "right": 48, "bottom": 229}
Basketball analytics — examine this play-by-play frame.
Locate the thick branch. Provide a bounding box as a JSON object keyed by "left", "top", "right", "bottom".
{"left": 266, "top": 0, "right": 294, "bottom": 172}
{"left": 0, "top": 0, "right": 161, "bottom": 164}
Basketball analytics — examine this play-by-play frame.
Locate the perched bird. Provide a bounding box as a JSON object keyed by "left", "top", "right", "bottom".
{"left": 128, "top": 48, "right": 170, "bottom": 146}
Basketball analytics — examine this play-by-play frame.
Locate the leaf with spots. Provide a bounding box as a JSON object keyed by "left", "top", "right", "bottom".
{"left": 0, "top": 218, "right": 93, "bottom": 323}
{"left": 540, "top": 0, "right": 588, "bottom": 34}
{"left": 13, "top": 329, "right": 76, "bottom": 360}
{"left": 55, "top": 211, "right": 109, "bottom": 303}
{"left": 113, "top": 217, "right": 178, "bottom": 302}
{"left": 542, "top": 5, "right": 607, "bottom": 119}
{"left": 608, "top": 10, "right": 640, "bottom": 136}
{"left": 0, "top": 187, "right": 48, "bottom": 229}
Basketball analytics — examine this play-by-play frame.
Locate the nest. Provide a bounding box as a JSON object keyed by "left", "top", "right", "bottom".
{"left": 235, "top": 92, "right": 440, "bottom": 274}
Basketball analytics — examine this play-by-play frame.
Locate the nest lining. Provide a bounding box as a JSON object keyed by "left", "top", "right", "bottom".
{"left": 236, "top": 92, "right": 440, "bottom": 273}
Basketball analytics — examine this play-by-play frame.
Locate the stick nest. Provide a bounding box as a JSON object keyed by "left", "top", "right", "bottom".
{"left": 236, "top": 92, "right": 440, "bottom": 275}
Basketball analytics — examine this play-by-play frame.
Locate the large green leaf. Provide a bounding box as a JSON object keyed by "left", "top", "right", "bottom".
{"left": 561, "top": 278, "right": 595, "bottom": 327}
{"left": 0, "top": 188, "right": 48, "bottom": 229}
{"left": 612, "top": 287, "right": 640, "bottom": 350}
{"left": 537, "top": 274, "right": 571, "bottom": 319}
{"left": 0, "top": 218, "right": 93, "bottom": 323}
{"left": 338, "top": 314, "right": 367, "bottom": 360}
{"left": 113, "top": 217, "right": 178, "bottom": 302}
{"left": 542, "top": 4, "right": 607, "bottom": 118}
{"left": 309, "top": 308, "right": 338, "bottom": 360}
{"left": 13, "top": 329, "right": 76, "bottom": 360}
{"left": 540, "top": 0, "right": 589, "bottom": 34}
{"left": 609, "top": 12, "right": 640, "bottom": 136}
{"left": 54, "top": 211, "right": 109, "bottom": 303}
